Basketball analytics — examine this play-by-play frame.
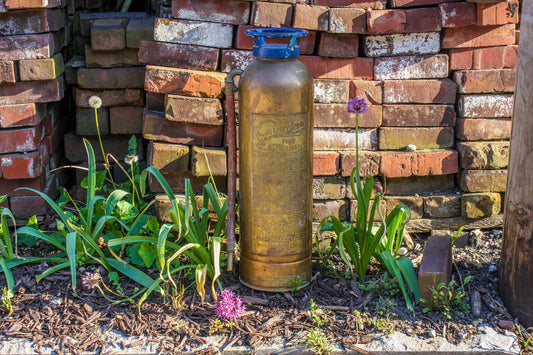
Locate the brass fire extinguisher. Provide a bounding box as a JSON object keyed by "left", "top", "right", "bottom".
{"left": 225, "top": 29, "right": 314, "bottom": 292}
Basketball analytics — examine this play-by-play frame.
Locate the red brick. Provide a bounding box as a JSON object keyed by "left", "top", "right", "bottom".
{"left": 0, "top": 33, "right": 54, "bottom": 60}
{"left": 375, "top": 54, "right": 448, "bottom": 80}
{"left": 75, "top": 88, "right": 144, "bottom": 107}
{"left": 299, "top": 56, "right": 373, "bottom": 79}
{"left": 367, "top": 9, "right": 406, "bottom": 35}
{"left": 0, "top": 78, "right": 64, "bottom": 105}
{"left": 314, "top": 200, "right": 350, "bottom": 221}
{"left": 418, "top": 235, "right": 452, "bottom": 307}
{"left": 477, "top": 1, "right": 519, "bottom": 26}
{"left": 0, "top": 124, "right": 45, "bottom": 154}
{"left": 0, "top": 8, "right": 65, "bottom": 35}
{"left": 459, "top": 169, "right": 507, "bottom": 193}
{"left": 109, "top": 106, "right": 144, "bottom": 134}
{"left": 138, "top": 40, "right": 219, "bottom": 71}
{"left": 148, "top": 141, "right": 190, "bottom": 173}
{"left": 380, "top": 149, "right": 458, "bottom": 178}
{"left": 142, "top": 109, "right": 223, "bottom": 147}
{"left": 18, "top": 53, "right": 64, "bottom": 81}
{"left": 90, "top": 19, "right": 126, "bottom": 51}
{"left": 313, "top": 151, "right": 340, "bottom": 176}
{"left": 383, "top": 79, "right": 457, "bottom": 104}
{"left": 77, "top": 67, "right": 145, "bottom": 89}
{"left": 385, "top": 195, "right": 424, "bottom": 219}
{"left": 293, "top": 4, "right": 329, "bottom": 31}
{"left": 236, "top": 25, "right": 316, "bottom": 55}
{"left": 328, "top": 8, "right": 366, "bottom": 34}
{"left": 379, "top": 127, "right": 454, "bottom": 150}
{"left": 315, "top": 0, "right": 384, "bottom": 8}
{"left": 457, "top": 94, "right": 513, "bottom": 118}
{"left": 4, "top": 0, "right": 62, "bottom": 8}
{"left": 0, "top": 61, "right": 16, "bottom": 83}
{"left": 0, "top": 175, "right": 47, "bottom": 197}
{"left": 314, "top": 103, "right": 381, "bottom": 128}
{"left": 220, "top": 49, "right": 254, "bottom": 73}
{"left": 0, "top": 143, "right": 48, "bottom": 179}
{"left": 144, "top": 65, "right": 226, "bottom": 98}
{"left": 341, "top": 150, "right": 380, "bottom": 177}
{"left": 314, "top": 79, "right": 350, "bottom": 103}
{"left": 456, "top": 118, "right": 512, "bottom": 141}
{"left": 165, "top": 95, "right": 223, "bottom": 126}
{"left": 319, "top": 33, "right": 359, "bottom": 58}
{"left": 10, "top": 195, "right": 51, "bottom": 218}
{"left": 383, "top": 105, "right": 455, "bottom": 127}
{"left": 84, "top": 46, "right": 141, "bottom": 68}
{"left": 172, "top": 0, "right": 250, "bottom": 25}
{"left": 349, "top": 80, "right": 382, "bottom": 104}
{"left": 250, "top": 2, "right": 293, "bottom": 28}
{"left": 454, "top": 69, "right": 516, "bottom": 94}
{"left": 449, "top": 46, "right": 518, "bottom": 70}
{"left": 0, "top": 103, "right": 47, "bottom": 128}
{"left": 440, "top": 2, "right": 476, "bottom": 27}
{"left": 391, "top": 0, "right": 458, "bottom": 7}
{"left": 442, "top": 24, "right": 515, "bottom": 49}
{"left": 405, "top": 8, "right": 441, "bottom": 32}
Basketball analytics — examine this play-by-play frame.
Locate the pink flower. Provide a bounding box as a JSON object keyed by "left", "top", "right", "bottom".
{"left": 347, "top": 97, "right": 368, "bottom": 114}
{"left": 214, "top": 289, "right": 246, "bottom": 321}
{"left": 81, "top": 271, "right": 101, "bottom": 290}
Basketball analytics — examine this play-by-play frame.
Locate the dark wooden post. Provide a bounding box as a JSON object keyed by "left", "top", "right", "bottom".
{"left": 499, "top": 1, "right": 533, "bottom": 327}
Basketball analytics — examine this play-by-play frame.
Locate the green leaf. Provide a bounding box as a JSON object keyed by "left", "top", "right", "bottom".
{"left": 195, "top": 264, "right": 207, "bottom": 304}
{"left": 16, "top": 188, "right": 72, "bottom": 233}
{"left": 105, "top": 189, "right": 130, "bottom": 215}
{"left": 396, "top": 256, "right": 420, "bottom": 303}
{"left": 211, "top": 237, "right": 222, "bottom": 298}
{"left": 128, "top": 135, "right": 137, "bottom": 155}
{"left": 37, "top": 261, "right": 70, "bottom": 282}
{"left": 0, "top": 258, "right": 15, "bottom": 290}
{"left": 126, "top": 243, "right": 145, "bottom": 267}
{"left": 115, "top": 200, "right": 138, "bottom": 224}
{"left": 138, "top": 243, "right": 157, "bottom": 268}
{"left": 0, "top": 195, "right": 6, "bottom": 204}
{"left": 381, "top": 250, "right": 414, "bottom": 313}
{"left": 106, "top": 258, "right": 155, "bottom": 288}
{"left": 66, "top": 232, "right": 78, "bottom": 291}
{"left": 17, "top": 226, "right": 66, "bottom": 252}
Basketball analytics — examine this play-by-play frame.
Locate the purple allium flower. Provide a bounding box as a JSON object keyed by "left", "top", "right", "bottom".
{"left": 81, "top": 271, "right": 101, "bottom": 290}
{"left": 346, "top": 97, "right": 368, "bottom": 114}
{"left": 214, "top": 289, "right": 246, "bottom": 321}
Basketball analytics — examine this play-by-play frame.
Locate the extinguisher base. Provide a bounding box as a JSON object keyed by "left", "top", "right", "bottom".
{"left": 239, "top": 257, "right": 312, "bottom": 292}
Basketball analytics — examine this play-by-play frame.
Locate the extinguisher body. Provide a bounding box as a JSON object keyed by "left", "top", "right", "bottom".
{"left": 238, "top": 29, "right": 314, "bottom": 292}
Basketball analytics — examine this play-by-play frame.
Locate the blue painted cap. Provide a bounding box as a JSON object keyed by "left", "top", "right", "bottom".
{"left": 245, "top": 28, "right": 308, "bottom": 59}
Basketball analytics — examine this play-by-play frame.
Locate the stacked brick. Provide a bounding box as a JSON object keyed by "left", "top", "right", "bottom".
{"left": 0, "top": 0, "right": 70, "bottom": 219}
{"left": 65, "top": 12, "right": 155, "bottom": 181}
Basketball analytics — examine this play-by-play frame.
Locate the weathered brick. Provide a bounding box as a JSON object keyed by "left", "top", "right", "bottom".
{"left": 456, "top": 118, "right": 512, "bottom": 141}
{"left": 165, "top": 95, "right": 223, "bottom": 126}
{"left": 366, "top": 9, "right": 406, "bottom": 34}
{"left": 84, "top": 46, "right": 141, "bottom": 68}
{"left": 383, "top": 79, "right": 457, "bottom": 104}
{"left": 220, "top": 49, "right": 254, "bottom": 73}
{"left": 10, "top": 195, "right": 49, "bottom": 218}
{"left": 154, "top": 18, "right": 233, "bottom": 48}
{"left": 450, "top": 46, "right": 518, "bottom": 70}
{"left": 0, "top": 61, "right": 16, "bottom": 83}
{"left": 250, "top": 2, "right": 293, "bottom": 28}
{"left": 313, "top": 199, "right": 350, "bottom": 221}
{"left": 236, "top": 25, "right": 315, "bottom": 54}
{"left": 385, "top": 195, "right": 423, "bottom": 219}
{"left": 315, "top": 0, "right": 385, "bottom": 8}
{"left": 90, "top": 19, "right": 125, "bottom": 51}
{"left": 405, "top": 8, "right": 441, "bottom": 32}
{"left": 0, "top": 78, "right": 64, "bottom": 105}
{"left": 442, "top": 24, "right": 515, "bottom": 48}
{"left": 75, "top": 88, "right": 144, "bottom": 107}
{"left": 349, "top": 80, "right": 382, "bottom": 104}
{"left": 142, "top": 109, "right": 223, "bottom": 147}
{"left": 150, "top": 173, "right": 224, "bottom": 195}
{"left": 0, "top": 175, "right": 47, "bottom": 197}
{"left": 346, "top": 178, "right": 383, "bottom": 199}
{"left": 385, "top": 175, "right": 455, "bottom": 195}
{"left": 440, "top": 2, "right": 476, "bottom": 27}
{"left": 4, "top": 0, "right": 62, "bottom": 8}
{"left": 144, "top": 65, "right": 226, "bottom": 98}
{"left": 191, "top": 146, "right": 227, "bottom": 177}
{"left": 382, "top": 105, "right": 455, "bottom": 127}
{"left": 315, "top": 103, "right": 382, "bottom": 128}
{"left": 75, "top": 107, "right": 109, "bottom": 136}
{"left": 109, "top": 106, "right": 144, "bottom": 134}
{"left": 319, "top": 33, "right": 359, "bottom": 58}
{"left": 314, "top": 128, "right": 378, "bottom": 150}
{"left": 380, "top": 149, "right": 458, "bottom": 178}
{"left": 461, "top": 192, "right": 501, "bottom": 218}
{"left": 64, "top": 132, "right": 145, "bottom": 163}
{"left": 172, "top": 0, "right": 250, "bottom": 25}
{"left": 460, "top": 169, "right": 507, "bottom": 193}
{"left": 293, "top": 4, "right": 329, "bottom": 31}
{"left": 146, "top": 92, "right": 165, "bottom": 111}
{"left": 0, "top": 124, "right": 45, "bottom": 153}
{"left": 0, "top": 8, "right": 65, "bottom": 35}
{"left": 364, "top": 32, "right": 440, "bottom": 57}
{"left": 328, "top": 7, "right": 366, "bottom": 34}
{"left": 313, "top": 176, "right": 347, "bottom": 200}
{"left": 391, "top": 0, "right": 447, "bottom": 7}
{"left": 126, "top": 17, "right": 155, "bottom": 48}
{"left": 313, "top": 151, "right": 339, "bottom": 176}
{"left": 477, "top": 1, "right": 519, "bottom": 26}
{"left": 0, "top": 33, "right": 54, "bottom": 60}
{"left": 0, "top": 103, "right": 47, "bottom": 128}
{"left": 0, "top": 143, "right": 48, "bottom": 179}
{"left": 454, "top": 69, "right": 516, "bottom": 94}
{"left": 148, "top": 141, "right": 190, "bottom": 173}
{"left": 341, "top": 150, "right": 380, "bottom": 177}
{"left": 139, "top": 40, "right": 218, "bottom": 71}
{"left": 379, "top": 127, "right": 454, "bottom": 150}
{"left": 78, "top": 13, "right": 147, "bottom": 37}
{"left": 374, "top": 54, "right": 448, "bottom": 80}
{"left": 314, "top": 79, "right": 350, "bottom": 104}
{"left": 424, "top": 194, "right": 461, "bottom": 218}
{"left": 350, "top": 198, "right": 386, "bottom": 222}
{"left": 300, "top": 56, "right": 373, "bottom": 79}
{"left": 64, "top": 55, "right": 85, "bottom": 85}
{"left": 77, "top": 67, "right": 145, "bottom": 89}
{"left": 18, "top": 53, "right": 64, "bottom": 81}
{"left": 457, "top": 141, "right": 509, "bottom": 170}
{"left": 457, "top": 94, "right": 513, "bottom": 118}
{"left": 418, "top": 235, "right": 452, "bottom": 307}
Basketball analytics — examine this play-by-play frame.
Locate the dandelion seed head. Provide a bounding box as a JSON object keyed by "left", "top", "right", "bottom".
{"left": 88, "top": 96, "right": 102, "bottom": 109}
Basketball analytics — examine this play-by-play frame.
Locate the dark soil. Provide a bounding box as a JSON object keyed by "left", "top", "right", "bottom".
{"left": 0, "top": 228, "right": 523, "bottom": 354}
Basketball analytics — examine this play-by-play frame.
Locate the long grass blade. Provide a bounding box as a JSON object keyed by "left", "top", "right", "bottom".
{"left": 0, "top": 258, "right": 15, "bottom": 290}
{"left": 16, "top": 188, "right": 72, "bottom": 232}
{"left": 17, "top": 226, "right": 66, "bottom": 252}
{"left": 106, "top": 258, "right": 155, "bottom": 288}
{"left": 66, "top": 232, "right": 78, "bottom": 291}
{"left": 36, "top": 261, "right": 70, "bottom": 282}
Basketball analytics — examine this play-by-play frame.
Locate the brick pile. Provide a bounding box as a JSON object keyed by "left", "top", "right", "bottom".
{"left": 147, "top": 0, "right": 518, "bottom": 230}
{"left": 0, "top": 0, "right": 71, "bottom": 219}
